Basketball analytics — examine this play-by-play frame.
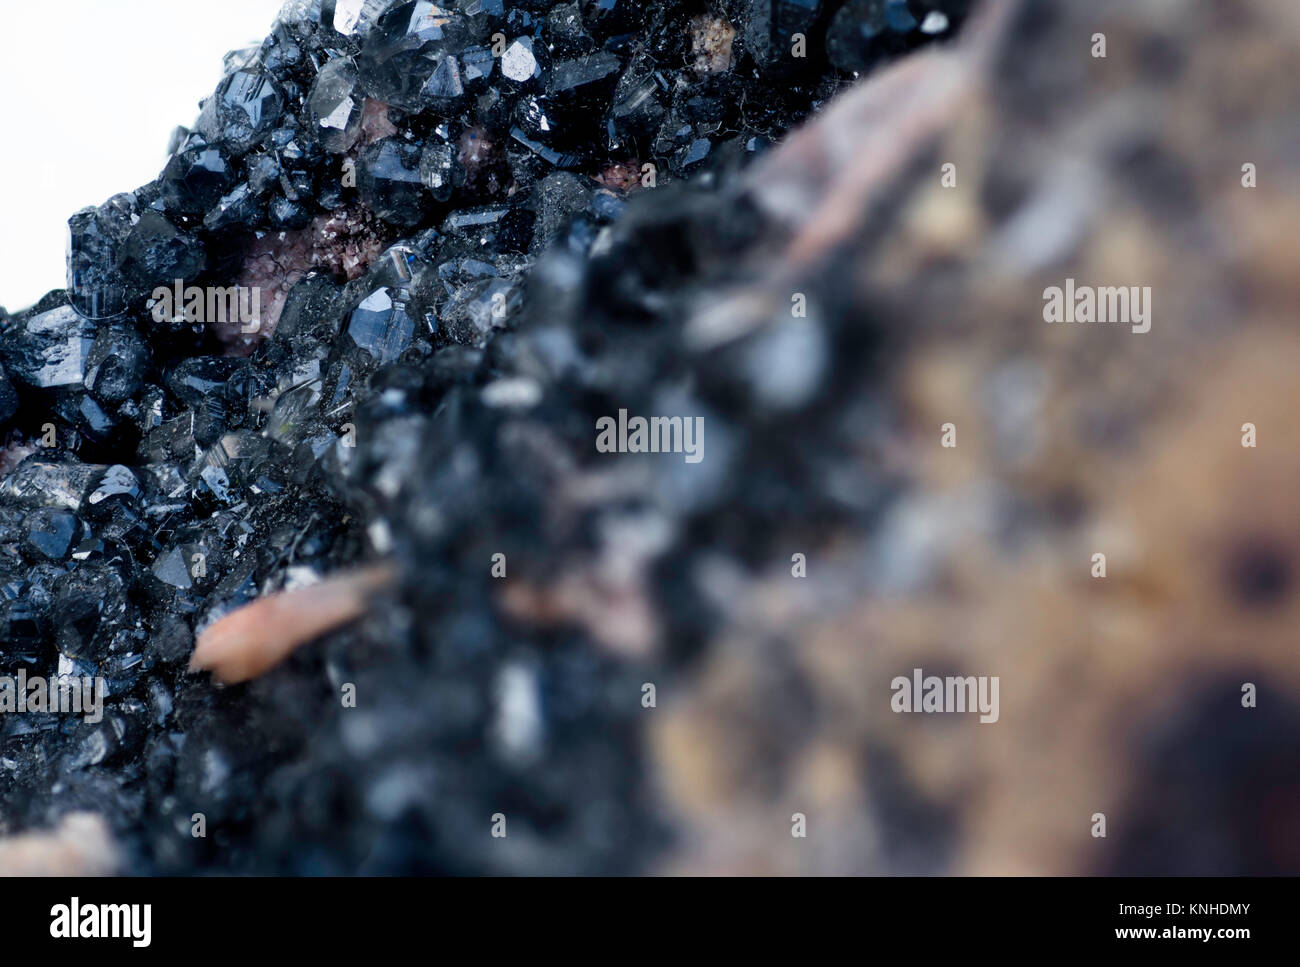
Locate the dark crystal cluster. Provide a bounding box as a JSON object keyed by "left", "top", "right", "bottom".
{"left": 0, "top": 0, "right": 969, "bottom": 873}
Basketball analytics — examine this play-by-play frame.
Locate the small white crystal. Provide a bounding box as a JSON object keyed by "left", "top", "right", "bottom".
{"left": 501, "top": 39, "right": 537, "bottom": 82}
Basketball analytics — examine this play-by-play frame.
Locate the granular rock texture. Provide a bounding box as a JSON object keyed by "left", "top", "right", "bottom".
{"left": 4, "top": 0, "right": 1297, "bottom": 878}
{"left": 0, "top": 0, "right": 970, "bottom": 874}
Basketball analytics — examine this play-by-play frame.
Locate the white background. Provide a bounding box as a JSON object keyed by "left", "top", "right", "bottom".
{"left": 0, "top": 0, "right": 285, "bottom": 312}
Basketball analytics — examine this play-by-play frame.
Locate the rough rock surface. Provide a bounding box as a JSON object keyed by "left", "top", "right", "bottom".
{"left": 0, "top": 0, "right": 971, "bottom": 875}
{"left": 3, "top": 0, "right": 1297, "bottom": 876}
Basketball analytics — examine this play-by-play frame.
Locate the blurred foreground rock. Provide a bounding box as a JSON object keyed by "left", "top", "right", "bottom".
{"left": 649, "top": 0, "right": 1300, "bottom": 874}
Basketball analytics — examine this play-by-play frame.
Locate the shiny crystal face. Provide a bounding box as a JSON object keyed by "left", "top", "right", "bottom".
{"left": 195, "top": 70, "right": 286, "bottom": 157}
{"left": 357, "top": 2, "right": 467, "bottom": 110}
{"left": 332, "top": 0, "right": 366, "bottom": 35}
{"left": 308, "top": 57, "right": 365, "bottom": 152}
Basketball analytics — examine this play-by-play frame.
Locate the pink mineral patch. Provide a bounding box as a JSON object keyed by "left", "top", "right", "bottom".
{"left": 360, "top": 98, "right": 399, "bottom": 143}
{"left": 223, "top": 205, "right": 393, "bottom": 354}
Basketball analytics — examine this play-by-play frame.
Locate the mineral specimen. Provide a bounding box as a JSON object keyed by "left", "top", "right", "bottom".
{"left": 15, "top": 0, "right": 1270, "bottom": 883}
